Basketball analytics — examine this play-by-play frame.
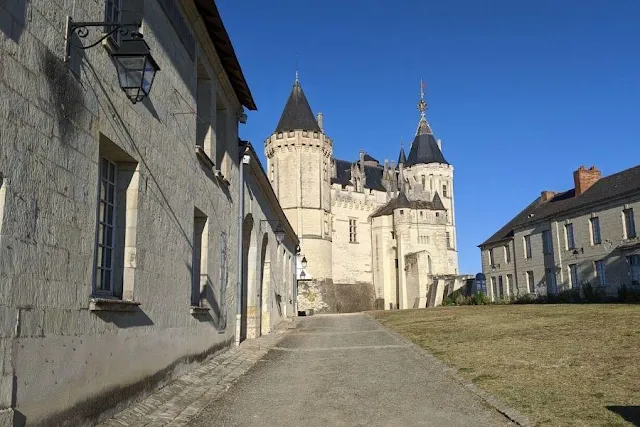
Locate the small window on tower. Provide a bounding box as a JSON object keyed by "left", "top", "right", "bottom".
{"left": 443, "top": 184, "right": 448, "bottom": 198}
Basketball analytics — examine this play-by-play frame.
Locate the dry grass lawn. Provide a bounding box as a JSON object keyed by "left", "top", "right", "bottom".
{"left": 371, "top": 304, "right": 640, "bottom": 426}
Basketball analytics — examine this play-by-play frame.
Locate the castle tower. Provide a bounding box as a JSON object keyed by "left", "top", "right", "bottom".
{"left": 265, "top": 76, "right": 333, "bottom": 280}
{"left": 403, "top": 80, "right": 459, "bottom": 274}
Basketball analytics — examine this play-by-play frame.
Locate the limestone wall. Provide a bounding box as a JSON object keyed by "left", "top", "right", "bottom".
{"left": 0, "top": 1, "right": 295, "bottom": 425}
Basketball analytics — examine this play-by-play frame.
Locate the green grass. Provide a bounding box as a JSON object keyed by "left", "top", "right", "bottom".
{"left": 372, "top": 304, "right": 640, "bottom": 427}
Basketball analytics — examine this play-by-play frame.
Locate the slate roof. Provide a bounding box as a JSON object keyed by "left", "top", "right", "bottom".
{"left": 363, "top": 154, "right": 379, "bottom": 163}
{"left": 332, "top": 159, "right": 352, "bottom": 186}
{"left": 275, "top": 79, "right": 321, "bottom": 133}
{"left": 405, "top": 116, "right": 448, "bottom": 166}
{"left": 479, "top": 164, "right": 640, "bottom": 247}
{"left": 363, "top": 165, "right": 386, "bottom": 191}
{"left": 398, "top": 147, "right": 406, "bottom": 165}
{"left": 330, "top": 159, "right": 387, "bottom": 191}
{"left": 370, "top": 192, "right": 446, "bottom": 218}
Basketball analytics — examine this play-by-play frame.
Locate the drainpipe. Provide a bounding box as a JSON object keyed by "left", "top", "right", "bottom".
{"left": 236, "top": 145, "right": 249, "bottom": 347}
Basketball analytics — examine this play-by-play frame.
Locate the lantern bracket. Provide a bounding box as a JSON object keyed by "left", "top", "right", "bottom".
{"left": 64, "top": 16, "right": 142, "bottom": 63}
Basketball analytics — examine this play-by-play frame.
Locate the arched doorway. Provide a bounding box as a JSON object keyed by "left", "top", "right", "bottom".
{"left": 260, "top": 234, "right": 270, "bottom": 336}
{"left": 241, "top": 214, "right": 255, "bottom": 343}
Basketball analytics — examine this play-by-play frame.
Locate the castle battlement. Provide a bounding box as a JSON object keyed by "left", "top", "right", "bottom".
{"left": 265, "top": 131, "right": 333, "bottom": 159}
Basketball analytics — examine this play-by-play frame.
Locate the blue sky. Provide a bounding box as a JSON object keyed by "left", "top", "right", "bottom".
{"left": 217, "top": 0, "right": 640, "bottom": 274}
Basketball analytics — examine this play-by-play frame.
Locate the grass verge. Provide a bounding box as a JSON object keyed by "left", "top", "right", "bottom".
{"left": 371, "top": 304, "right": 640, "bottom": 426}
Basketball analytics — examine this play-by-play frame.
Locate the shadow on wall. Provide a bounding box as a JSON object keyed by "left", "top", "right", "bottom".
{"left": 1, "top": 0, "right": 27, "bottom": 42}
{"left": 93, "top": 308, "right": 154, "bottom": 328}
{"left": 607, "top": 406, "right": 640, "bottom": 426}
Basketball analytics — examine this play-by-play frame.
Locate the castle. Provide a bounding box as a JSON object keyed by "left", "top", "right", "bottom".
{"left": 265, "top": 77, "right": 465, "bottom": 310}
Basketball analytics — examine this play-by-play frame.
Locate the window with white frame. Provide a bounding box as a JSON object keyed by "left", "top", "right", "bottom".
{"left": 192, "top": 209, "right": 208, "bottom": 307}
{"left": 491, "top": 277, "right": 497, "bottom": 301}
{"left": 527, "top": 270, "right": 535, "bottom": 293}
{"left": 569, "top": 263, "right": 579, "bottom": 288}
{"left": 624, "top": 208, "right": 636, "bottom": 239}
{"left": 349, "top": 218, "right": 357, "bottom": 243}
{"left": 524, "top": 235, "right": 532, "bottom": 259}
{"left": 507, "top": 274, "right": 515, "bottom": 296}
{"left": 542, "top": 230, "right": 553, "bottom": 255}
{"left": 565, "top": 223, "right": 575, "bottom": 249}
{"left": 442, "top": 183, "right": 448, "bottom": 198}
{"left": 489, "top": 248, "right": 495, "bottom": 266}
{"left": 504, "top": 244, "right": 511, "bottom": 264}
{"left": 628, "top": 255, "right": 640, "bottom": 286}
{"left": 595, "top": 260, "right": 606, "bottom": 286}
{"left": 95, "top": 158, "right": 117, "bottom": 294}
{"left": 498, "top": 275, "right": 504, "bottom": 298}
{"left": 590, "top": 217, "right": 601, "bottom": 245}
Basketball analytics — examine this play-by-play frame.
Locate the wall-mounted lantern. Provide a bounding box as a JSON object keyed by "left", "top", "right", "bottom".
{"left": 301, "top": 256, "right": 308, "bottom": 269}
{"left": 260, "top": 220, "right": 286, "bottom": 245}
{"left": 64, "top": 17, "right": 160, "bottom": 104}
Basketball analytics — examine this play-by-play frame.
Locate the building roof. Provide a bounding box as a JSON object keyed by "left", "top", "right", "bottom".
{"left": 479, "top": 164, "right": 640, "bottom": 247}
{"left": 332, "top": 159, "right": 353, "bottom": 186}
{"left": 330, "top": 158, "right": 387, "bottom": 192}
{"left": 398, "top": 147, "right": 406, "bottom": 165}
{"left": 370, "top": 192, "right": 445, "bottom": 218}
{"left": 274, "top": 78, "right": 321, "bottom": 133}
{"left": 363, "top": 165, "right": 386, "bottom": 191}
{"left": 405, "top": 116, "right": 448, "bottom": 166}
{"left": 432, "top": 192, "right": 445, "bottom": 210}
{"left": 194, "top": 0, "right": 257, "bottom": 110}
{"left": 363, "top": 153, "right": 379, "bottom": 164}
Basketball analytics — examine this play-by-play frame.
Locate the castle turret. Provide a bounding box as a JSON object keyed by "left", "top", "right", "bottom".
{"left": 402, "top": 80, "right": 458, "bottom": 275}
{"left": 265, "top": 76, "right": 333, "bottom": 280}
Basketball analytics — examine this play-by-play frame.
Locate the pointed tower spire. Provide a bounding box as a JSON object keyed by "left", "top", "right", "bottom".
{"left": 275, "top": 76, "right": 321, "bottom": 133}
{"left": 416, "top": 79, "right": 433, "bottom": 136}
{"left": 405, "top": 80, "right": 448, "bottom": 166}
{"left": 398, "top": 139, "right": 406, "bottom": 165}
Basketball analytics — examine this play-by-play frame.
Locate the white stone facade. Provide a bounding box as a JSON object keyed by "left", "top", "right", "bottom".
{"left": 266, "top": 82, "right": 461, "bottom": 310}
{"left": 0, "top": 1, "right": 297, "bottom": 425}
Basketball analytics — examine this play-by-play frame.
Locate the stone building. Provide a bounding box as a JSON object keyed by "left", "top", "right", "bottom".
{"left": 479, "top": 164, "right": 640, "bottom": 300}
{"left": 265, "top": 78, "right": 464, "bottom": 311}
{"left": 0, "top": 1, "right": 297, "bottom": 425}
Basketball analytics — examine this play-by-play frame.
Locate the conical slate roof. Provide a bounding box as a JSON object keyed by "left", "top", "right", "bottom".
{"left": 275, "top": 78, "right": 321, "bottom": 133}
{"left": 405, "top": 116, "right": 448, "bottom": 167}
{"left": 398, "top": 147, "right": 406, "bottom": 165}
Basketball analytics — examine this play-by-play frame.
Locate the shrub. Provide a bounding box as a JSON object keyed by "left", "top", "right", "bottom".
{"left": 580, "top": 282, "right": 605, "bottom": 303}
{"left": 470, "top": 292, "right": 492, "bottom": 305}
{"left": 513, "top": 293, "right": 538, "bottom": 304}
{"left": 548, "top": 288, "right": 582, "bottom": 304}
{"left": 618, "top": 285, "right": 640, "bottom": 303}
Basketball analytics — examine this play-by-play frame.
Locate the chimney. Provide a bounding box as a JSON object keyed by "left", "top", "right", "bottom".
{"left": 540, "top": 191, "right": 556, "bottom": 202}
{"left": 573, "top": 165, "right": 601, "bottom": 196}
{"left": 317, "top": 112, "right": 323, "bottom": 132}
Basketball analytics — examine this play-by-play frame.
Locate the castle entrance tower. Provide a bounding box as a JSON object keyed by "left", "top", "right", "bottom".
{"left": 265, "top": 76, "right": 333, "bottom": 280}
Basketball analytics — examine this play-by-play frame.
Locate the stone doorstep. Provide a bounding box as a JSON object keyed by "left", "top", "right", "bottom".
{"left": 364, "top": 313, "right": 533, "bottom": 427}
{"left": 97, "top": 319, "right": 298, "bottom": 427}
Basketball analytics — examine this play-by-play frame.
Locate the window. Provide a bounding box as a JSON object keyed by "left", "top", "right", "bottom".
{"left": 104, "top": 0, "right": 122, "bottom": 44}
{"left": 196, "top": 62, "right": 213, "bottom": 156}
{"left": 590, "top": 217, "right": 601, "bottom": 245}
{"left": 93, "top": 149, "right": 139, "bottom": 299}
{"left": 527, "top": 271, "right": 535, "bottom": 293}
{"left": 489, "top": 248, "right": 495, "bottom": 266}
{"left": 507, "top": 274, "right": 515, "bottom": 296}
{"left": 524, "top": 235, "right": 532, "bottom": 259}
{"left": 565, "top": 223, "right": 575, "bottom": 249}
{"left": 421, "top": 175, "right": 426, "bottom": 188}
{"left": 349, "top": 218, "right": 357, "bottom": 243}
{"left": 569, "top": 264, "right": 579, "bottom": 288}
{"left": 399, "top": 210, "right": 404, "bottom": 215}
{"left": 595, "top": 260, "right": 606, "bottom": 286}
{"left": 192, "top": 209, "right": 208, "bottom": 307}
{"left": 546, "top": 268, "right": 557, "bottom": 294}
{"left": 215, "top": 93, "right": 228, "bottom": 173}
{"left": 446, "top": 232, "right": 452, "bottom": 249}
{"left": 628, "top": 255, "right": 640, "bottom": 286}
{"left": 95, "top": 158, "right": 117, "bottom": 294}
{"left": 429, "top": 176, "right": 433, "bottom": 190}
{"left": 542, "top": 230, "right": 553, "bottom": 255}
{"left": 504, "top": 245, "right": 511, "bottom": 264}
{"left": 624, "top": 208, "right": 636, "bottom": 239}
{"left": 491, "top": 277, "right": 497, "bottom": 301}
{"left": 498, "top": 276, "right": 504, "bottom": 298}
{"left": 442, "top": 184, "right": 448, "bottom": 198}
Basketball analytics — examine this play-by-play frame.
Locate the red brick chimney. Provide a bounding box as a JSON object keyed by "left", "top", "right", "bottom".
{"left": 540, "top": 191, "right": 556, "bottom": 202}
{"left": 573, "top": 165, "right": 601, "bottom": 196}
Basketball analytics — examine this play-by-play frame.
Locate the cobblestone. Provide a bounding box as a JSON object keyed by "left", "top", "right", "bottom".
{"left": 96, "top": 320, "right": 296, "bottom": 427}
